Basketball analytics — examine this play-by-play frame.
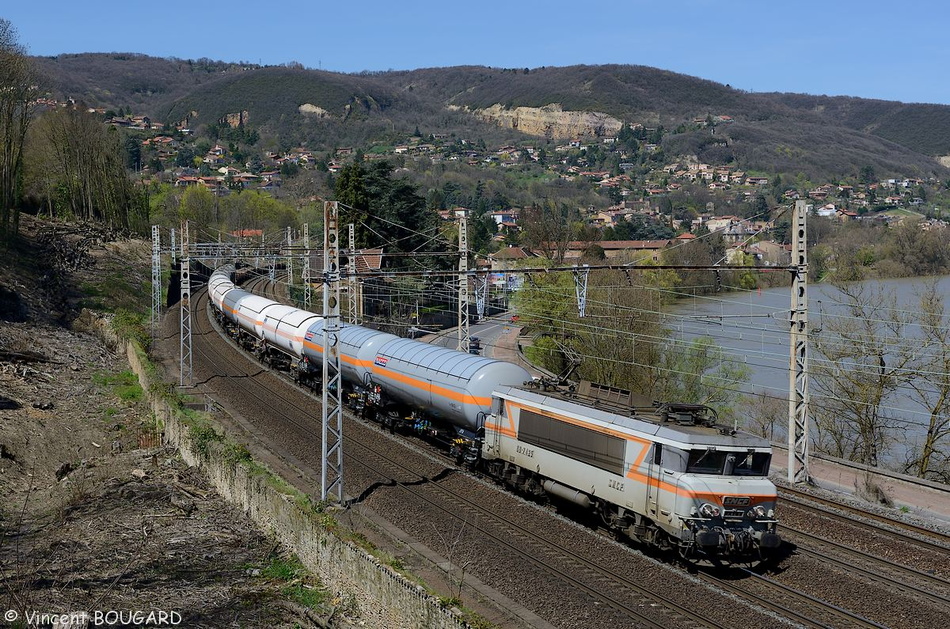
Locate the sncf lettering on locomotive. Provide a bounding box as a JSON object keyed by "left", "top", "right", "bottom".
{"left": 516, "top": 445, "right": 535, "bottom": 458}
{"left": 608, "top": 479, "right": 625, "bottom": 492}
{"left": 722, "top": 496, "right": 751, "bottom": 507}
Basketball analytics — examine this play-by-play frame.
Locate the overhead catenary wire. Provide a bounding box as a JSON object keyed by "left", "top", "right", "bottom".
{"left": 189, "top": 213, "right": 950, "bottom": 438}
{"left": 499, "top": 272, "right": 950, "bottom": 430}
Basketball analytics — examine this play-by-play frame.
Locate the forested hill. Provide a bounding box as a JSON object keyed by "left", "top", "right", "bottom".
{"left": 32, "top": 54, "right": 950, "bottom": 179}
{"left": 384, "top": 65, "right": 950, "bottom": 157}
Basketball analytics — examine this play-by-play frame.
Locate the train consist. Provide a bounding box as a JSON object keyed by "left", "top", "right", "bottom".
{"left": 208, "top": 265, "right": 781, "bottom": 564}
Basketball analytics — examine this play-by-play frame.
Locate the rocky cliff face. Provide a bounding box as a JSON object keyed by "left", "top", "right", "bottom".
{"left": 221, "top": 110, "right": 250, "bottom": 128}
{"left": 298, "top": 103, "right": 332, "bottom": 118}
{"left": 465, "top": 103, "right": 624, "bottom": 139}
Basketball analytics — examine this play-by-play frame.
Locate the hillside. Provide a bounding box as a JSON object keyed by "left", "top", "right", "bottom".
{"left": 156, "top": 67, "right": 463, "bottom": 151}
{"left": 31, "top": 54, "right": 950, "bottom": 180}
{"left": 33, "top": 53, "right": 256, "bottom": 110}
{"left": 384, "top": 65, "right": 950, "bottom": 163}
{"left": 0, "top": 216, "right": 323, "bottom": 625}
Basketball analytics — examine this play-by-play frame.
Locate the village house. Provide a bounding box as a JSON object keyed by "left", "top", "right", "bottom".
{"left": 815, "top": 203, "right": 837, "bottom": 217}
{"left": 743, "top": 240, "right": 791, "bottom": 266}
{"left": 230, "top": 228, "right": 264, "bottom": 239}
{"left": 720, "top": 220, "right": 761, "bottom": 244}
{"left": 488, "top": 246, "right": 536, "bottom": 272}
{"left": 702, "top": 215, "right": 740, "bottom": 233}
{"left": 591, "top": 210, "right": 625, "bottom": 226}
{"left": 560, "top": 239, "right": 674, "bottom": 263}
{"left": 837, "top": 208, "right": 858, "bottom": 220}
{"left": 489, "top": 209, "right": 520, "bottom": 227}
{"left": 174, "top": 176, "right": 201, "bottom": 187}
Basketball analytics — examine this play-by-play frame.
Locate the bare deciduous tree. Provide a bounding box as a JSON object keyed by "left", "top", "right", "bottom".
{"left": 741, "top": 392, "right": 788, "bottom": 442}
{"left": 33, "top": 107, "right": 147, "bottom": 232}
{"left": 519, "top": 200, "right": 581, "bottom": 263}
{"left": 812, "top": 282, "right": 915, "bottom": 467}
{"left": 0, "top": 19, "right": 39, "bottom": 238}
{"left": 903, "top": 282, "right": 950, "bottom": 480}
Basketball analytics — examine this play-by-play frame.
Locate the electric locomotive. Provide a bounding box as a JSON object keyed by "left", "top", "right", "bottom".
{"left": 482, "top": 384, "right": 781, "bottom": 563}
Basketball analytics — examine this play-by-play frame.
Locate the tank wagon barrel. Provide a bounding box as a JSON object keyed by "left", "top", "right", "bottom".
{"left": 210, "top": 265, "right": 531, "bottom": 433}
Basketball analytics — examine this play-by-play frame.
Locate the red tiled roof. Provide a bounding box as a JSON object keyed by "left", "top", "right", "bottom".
{"left": 562, "top": 240, "right": 672, "bottom": 250}
{"left": 230, "top": 229, "right": 263, "bottom": 238}
{"left": 355, "top": 248, "right": 383, "bottom": 272}
{"left": 492, "top": 247, "right": 531, "bottom": 260}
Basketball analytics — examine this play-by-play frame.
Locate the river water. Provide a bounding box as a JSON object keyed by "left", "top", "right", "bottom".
{"left": 669, "top": 275, "right": 950, "bottom": 463}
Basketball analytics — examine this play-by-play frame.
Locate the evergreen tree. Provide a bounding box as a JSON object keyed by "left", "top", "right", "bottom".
{"left": 334, "top": 161, "right": 446, "bottom": 269}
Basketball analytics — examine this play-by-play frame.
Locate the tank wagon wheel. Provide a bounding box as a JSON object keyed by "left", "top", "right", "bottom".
{"left": 381, "top": 407, "right": 401, "bottom": 433}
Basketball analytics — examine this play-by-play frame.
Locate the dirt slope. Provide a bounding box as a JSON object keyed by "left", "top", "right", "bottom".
{"left": 0, "top": 216, "right": 334, "bottom": 627}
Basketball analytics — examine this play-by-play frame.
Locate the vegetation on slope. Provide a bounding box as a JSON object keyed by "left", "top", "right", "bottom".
{"left": 27, "top": 54, "right": 950, "bottom": 180}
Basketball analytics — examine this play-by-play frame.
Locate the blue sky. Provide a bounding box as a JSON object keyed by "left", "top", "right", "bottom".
{"left": 4, "top": 1, "right": 949, "bottom": 104}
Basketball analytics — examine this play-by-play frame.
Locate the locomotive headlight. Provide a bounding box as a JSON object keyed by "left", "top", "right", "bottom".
{"left": 699, "top": 503, "right": 720, "bottom": 518}
{"left": 747, "top": 505, "right": 767, "bottom": 519}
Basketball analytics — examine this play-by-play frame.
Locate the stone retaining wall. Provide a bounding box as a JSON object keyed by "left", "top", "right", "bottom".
{"left": 125, "top": 342, "right": 469, "bottom": 629}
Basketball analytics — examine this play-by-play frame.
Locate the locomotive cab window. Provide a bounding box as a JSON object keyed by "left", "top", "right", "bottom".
{"left": 686, "top": 448, "right": 729, "bottom": 474}
{"left": 687, "top": 449, "right": 771, "bottom": 475}
{"left": 729, "top": 452, "right": 771, "bottom": 476}
{"left": 659, "top": 445, "right": 688, "bottom": 472}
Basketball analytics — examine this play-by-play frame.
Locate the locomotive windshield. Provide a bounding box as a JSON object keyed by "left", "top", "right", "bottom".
{"left": 686, "top": 449, "right": 771, "bottom": 476}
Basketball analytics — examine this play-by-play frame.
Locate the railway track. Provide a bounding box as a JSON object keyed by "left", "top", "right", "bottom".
{"left": 346, "top": 425, "right": 720, "bottom": 628}
{"left": 188, "top": 286, "right": 733, "bottom": 629}
{"left": 174, "top": 274, "right": 950, "bottom": 628}
{"left": 700, "top": 570, "right": 887, "bottom": 629}
{"left": 779, "top": 524, "right": 950, "bottom": 608}
{"left": 180, "top": 293, "right": 744, "bottom": 627}
{"left": 693, "top": 490, "right": 950, "bottom": 629}
{"left": 779, "top": 486, "right": 950, "bottom": 551}
{"left": 749, "top": 469, "right": 950, "bottom": 628}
